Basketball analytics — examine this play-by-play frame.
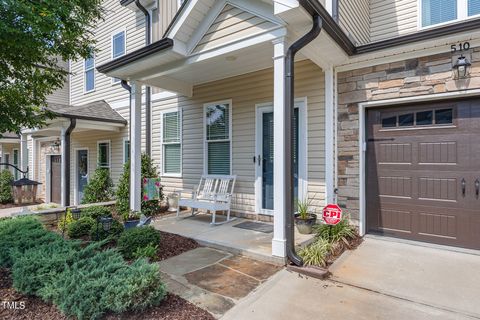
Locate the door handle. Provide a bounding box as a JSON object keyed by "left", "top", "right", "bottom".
{"left": 461, "top": 178, "right": 466, "bottom": 197}
{"left": 476, "top": 179, "right": 479, "bottom": 198}
{"left": 258, "top": 154, "right": 261, "bottom": 166}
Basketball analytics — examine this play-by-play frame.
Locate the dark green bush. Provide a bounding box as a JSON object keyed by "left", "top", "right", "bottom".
{"left": 81, "top": 205, "right": 112, "bottom": 220}
{"left": 41, "top": 248, "right": 166, "bottom": 320}
{"left": 81, "top": 168, "right": 114, "bottom": 204}
{"left": 0, "top": 217, "right": 166, "bottom": 320}
{"left": 116, "top": 154, "right": 164, "bottom": 216}
{"left": 68, "top": 216, "right": 95, "bottom": 239}
{"left": 90, "top": 219, "right": 124, "bottom": 241}
{"left": 0, "top": 169, "right": 14, "bottom": 204}
{"left": 117, "top": 226, "right": 161, "bottom": 260}
{"left": 0, "top": 216, "right": 62, "bottom": 267}
{"left": 314, "top": 218, "right": 357, "bottom": 245}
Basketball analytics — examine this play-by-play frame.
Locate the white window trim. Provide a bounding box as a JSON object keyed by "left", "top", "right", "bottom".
{"left": 203, "top": 99, "right": 233, "bottom": 175}
{"left": 122, "top": 137, "right": 130, "bottom": 164}
{"left": 161, "top": 108, "right": 183, "bottom": 178}
{"left": 418, "top": 0, "right": 480, "bottom": 30}
{"left": 97, "top": 140, "right": 111, "bottom": 170}
{"left": 111, "top": 28, "right": 127, "bottom": 85}
{"left": 83, "top": 54, "right": 95, "bottom": 94}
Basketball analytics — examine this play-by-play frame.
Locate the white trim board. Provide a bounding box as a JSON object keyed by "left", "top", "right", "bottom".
{"left": 357, "top": 89, "right": 480, "bottom": 236}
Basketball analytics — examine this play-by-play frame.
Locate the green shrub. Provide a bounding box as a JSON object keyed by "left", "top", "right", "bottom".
{"left": 68, "top": 216, "right": 96, "bottom": 239}
{"left": 133, "top": 244, "right": 158, "bottom": 260}
{"left": 0, "top": 216, "right": 62, "bottom": 267}
{"left": 0, "top": 169, "right": 14, "bottom": 204}
{"left": 81, "top": 205, "right": 112, "bottom": 220}
{"left": 116, "top": 154, "right": 164, "bottom": 216}
{"left": 58, "top": 209, "right": 74, "bottom": 233}
{"left": 117, "top": 226, "right": 160, "bottom": 260}
{"left": 314, "top": 218, "right": 357, "bottom": 245}
{"left": 41, "top": 248, "right": 166, "bottom": 320}
{"left": 90, "top": 219, "right": 124, "bottom": 241}
{"left": 299, "top": 238, "right": 332, "bottom": 267}
{"left": 81, "top": 168, "right": 114, "bottom": 204}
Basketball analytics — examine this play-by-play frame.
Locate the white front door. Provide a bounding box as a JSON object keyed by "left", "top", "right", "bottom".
{"left": 255, "top": 99, "right": 307, "bottom": 215}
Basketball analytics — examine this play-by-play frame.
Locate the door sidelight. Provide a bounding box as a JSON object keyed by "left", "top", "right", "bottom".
{"left": 461, "top": 178, "right": 466, "bottom": 197}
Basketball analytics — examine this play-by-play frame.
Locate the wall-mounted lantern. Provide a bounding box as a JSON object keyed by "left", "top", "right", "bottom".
{"left": 453, "top": 55, "right": 471, "bottom": 79}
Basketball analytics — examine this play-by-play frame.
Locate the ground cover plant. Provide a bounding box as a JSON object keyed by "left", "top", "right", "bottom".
{"left": 117, "top": 226, "right": 161, "bottom": 260}
{"left": 299, "top": 217, "right": 361, "bottom": 267}
{"left": 0, "top": 216, "right": 166, "bottom": 320}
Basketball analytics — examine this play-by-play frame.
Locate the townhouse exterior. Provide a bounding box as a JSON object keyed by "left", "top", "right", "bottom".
{"left": 7, "top": 0, "right": 479, "bottom": 258}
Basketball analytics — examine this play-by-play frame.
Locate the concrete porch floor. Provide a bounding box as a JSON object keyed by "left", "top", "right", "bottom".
{"left": 152, "top": 212, "right": 315, "bottom": 265}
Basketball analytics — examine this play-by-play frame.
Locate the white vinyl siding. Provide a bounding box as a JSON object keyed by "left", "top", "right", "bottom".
{"left": 97, "top": 141, "right": 111, "bottom": 169}
{"left": 162, "top": 110, "right": 182, "bottom": 176}
{"left": 84, "top": 55, "right": 95, "bottom": 93}
{"left": 204, "top": 101, "right": 232, "bottom": 175}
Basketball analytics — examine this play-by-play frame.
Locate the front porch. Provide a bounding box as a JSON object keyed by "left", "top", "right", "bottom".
{"left": 153, "top": 212, "right": 315, "bottom": 265}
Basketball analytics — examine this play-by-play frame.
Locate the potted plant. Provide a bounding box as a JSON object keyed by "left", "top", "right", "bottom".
{"left": 294, "top": 197, "right": 317, "bottom": 234}
{"left": 123, "top": 211, "right": 140, "bottom": 229}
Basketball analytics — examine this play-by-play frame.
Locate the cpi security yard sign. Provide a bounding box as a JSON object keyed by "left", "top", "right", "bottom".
{"left": 322, "top": 204, "right": 342, "bottom": 225}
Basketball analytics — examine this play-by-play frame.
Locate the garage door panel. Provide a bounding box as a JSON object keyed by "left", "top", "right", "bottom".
{"left": 367, "top": 99, "right": 478, "bottom": 250}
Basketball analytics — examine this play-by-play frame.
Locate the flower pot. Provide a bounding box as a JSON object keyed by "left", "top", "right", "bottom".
{"left": 294, "top": 213, "right": 317, "bottom": 234}
{"left": 124, "top": 219, "right": 140, "bottom": 230}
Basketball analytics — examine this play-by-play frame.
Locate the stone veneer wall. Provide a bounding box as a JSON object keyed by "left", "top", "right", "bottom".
{"left": 336, "top": 48, "right": 480, "bottom": 223}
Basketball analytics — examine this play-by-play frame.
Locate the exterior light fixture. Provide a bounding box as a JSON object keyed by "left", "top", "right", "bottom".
{"left": 50, "top": 138, "right": 60, "bottom": 148}
{"left": 453, "top": 55, "right": 471, "bottom": 79}
{"left": 100, "top": 217, "right": 113, "bottom": 231}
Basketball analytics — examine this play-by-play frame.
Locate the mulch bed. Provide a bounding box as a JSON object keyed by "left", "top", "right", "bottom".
{"left": 156, "top": 231, "right": 200, "bottom": 261}
{"left": 0, "top": 269, "right": 214, "bottom": 320}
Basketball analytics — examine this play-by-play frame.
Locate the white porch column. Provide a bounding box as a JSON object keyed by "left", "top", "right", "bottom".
{"left": 130, "top": 81, "right": 142, "bottom": 212}
{"left": 325, "top": 66, "right": 335, "bottom": 204}
{"left": 272, "top": 38, "right": 287, "bottom": 258}
{"left": 60, "top": 127, "right": 66, "bottom": 207}
{"left": 20, "top": 133, "right": 28, "bottom": 175}
{"left": 31, "top": 138, "right": 36, "bottom": 180}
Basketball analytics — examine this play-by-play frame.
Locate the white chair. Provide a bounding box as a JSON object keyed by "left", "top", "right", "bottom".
{"left": 176, "top": 175, "right": 236, "bottom": 225}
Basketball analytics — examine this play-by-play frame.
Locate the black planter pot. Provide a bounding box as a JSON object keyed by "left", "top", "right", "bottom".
{"left": 294, "top": 213, "right": 317, "bottom": 234}
{"left": 124, "top": 219, "right": 140, "bottom": 230}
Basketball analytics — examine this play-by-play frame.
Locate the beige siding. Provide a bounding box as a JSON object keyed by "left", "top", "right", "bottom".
{"left": 370, "top": 0, "right": 418, "bottom": 42}
{"left": 193, "top": 4, "right": 277, "bottom": 53}
{"left": 151, "top": 60, "right": 326, "bottom": 215}
{"left": 46, "top": 59, "right": 70, "bottom": 105}
{"left": 339, "top": 0, "right": 370, "bottom": 45}
{"left": 70, "top": 0, "right": 147, "bottom": 106}
{"left": 156, "top": 0, "right": 180, "bottom": 39}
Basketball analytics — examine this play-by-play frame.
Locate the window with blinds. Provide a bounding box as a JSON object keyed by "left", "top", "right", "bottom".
{"left": 162, "top": 111, "right": 181, "bottom": 175}
{"left": 97, "top": 141, "right": 110, "bottom": 169}
{"left": 84, "top": 54, "right": 95, "bottom": 93}
{"left": 422, "top": 0, "right": 480, "bottom": 27}
{"left": 205, "top": 102, "right": 231, "bottom": 175}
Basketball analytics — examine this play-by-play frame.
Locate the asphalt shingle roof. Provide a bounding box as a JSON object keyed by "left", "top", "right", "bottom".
{"left": 46, "top": 100, "right": 127, "bottom": 124}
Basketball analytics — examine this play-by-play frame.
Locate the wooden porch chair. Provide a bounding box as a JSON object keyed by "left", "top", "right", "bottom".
{"left": 176, "top": 175, "right": 236, "bottom": 225}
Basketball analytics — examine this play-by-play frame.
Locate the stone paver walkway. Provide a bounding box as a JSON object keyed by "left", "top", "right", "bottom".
{"left": 158, "top": 247, "right": 280, "bottom": 319}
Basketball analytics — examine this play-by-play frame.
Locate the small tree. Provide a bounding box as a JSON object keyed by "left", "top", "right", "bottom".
{"left": 0, "top": 170, "right": 14, "bottom": 204}
{"left": 81, "top": 168, "right": 114, "bottom": 204}
{"left": 116, "top": 154, "right": 163, "bottom": 216}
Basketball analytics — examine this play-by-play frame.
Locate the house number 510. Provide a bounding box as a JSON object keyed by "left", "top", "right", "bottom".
{"left": 451, "top": 42, "right": 471, "bottom": 53}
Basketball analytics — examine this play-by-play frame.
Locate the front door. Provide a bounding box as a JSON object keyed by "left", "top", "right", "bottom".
{"left": 77, "top": 150, "right": 88, "bottom": 204}
{"left": 50, "top": 155, "right": 62, "bottom": 204}
{"left": 256, "top": 105, "right": 301, "bottom": 215}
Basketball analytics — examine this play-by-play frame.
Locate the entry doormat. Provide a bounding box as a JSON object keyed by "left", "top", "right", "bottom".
{"left": 233, "top": 221, "right": 273, "bottom": 234}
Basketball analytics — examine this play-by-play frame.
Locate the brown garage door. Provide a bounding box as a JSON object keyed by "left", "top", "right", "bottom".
{"left": 366, "top": 99, "right": 480, "bottom": 250}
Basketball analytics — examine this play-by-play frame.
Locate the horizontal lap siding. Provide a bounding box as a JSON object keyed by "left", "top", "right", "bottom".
{"left": 70, "top": 0, "right": 146, "bottom": 106}
{"left": 370, "top": 0, "right": 418, "bottom": 42}
{"left": 339, "top": 0, "right": 370, "bottom": 45}
{"left": 151, "top": 60, "right": 326, "bottom": 215}
{"left": 46, "top": 59, "right": 70, "bottom": 105}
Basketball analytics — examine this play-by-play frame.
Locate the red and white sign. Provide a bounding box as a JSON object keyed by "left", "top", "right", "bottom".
{"left": 322, "top": 204, "right": 343, "bottom": 225}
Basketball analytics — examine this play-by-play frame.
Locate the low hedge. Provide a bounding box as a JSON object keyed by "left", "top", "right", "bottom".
{"left": 68, "top": 217, "right": 96, "bottom": 239}
{"left": 0, "top": 217, "right": 166, "bottom": 320}
{"left": 81, "top": 205, "right": 112, "bottom": 220}
{"left": 117, "top": 226, "right": 161, "bottom": 260}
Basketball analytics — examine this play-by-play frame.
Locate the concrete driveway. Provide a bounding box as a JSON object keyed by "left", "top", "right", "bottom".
{"left": 222, "top": 237, "right": 480, "bottom": 320}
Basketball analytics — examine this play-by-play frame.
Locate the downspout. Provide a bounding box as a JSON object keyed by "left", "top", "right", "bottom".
{"left": 64, "top": 118, "right": 76, "bottom": 206}
{"left": 285, "top": 15, "right": 322, "bottom": 266}
{"left": 135, "top": 0, "right": 152, "bottom": 157}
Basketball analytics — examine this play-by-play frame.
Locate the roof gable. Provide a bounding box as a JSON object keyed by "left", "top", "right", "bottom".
{"left": 192, "top": 4, "right": 279, "bottom": 53}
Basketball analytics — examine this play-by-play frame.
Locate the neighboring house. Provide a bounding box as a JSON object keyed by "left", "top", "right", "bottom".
{"left": 97, "top": 0, "right": 480, "bottom": 259}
